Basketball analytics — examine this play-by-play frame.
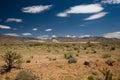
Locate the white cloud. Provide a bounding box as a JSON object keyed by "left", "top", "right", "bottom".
{"left": 84, "top": 12, "right": 108, "bottom": 20}
{"left": 45, "top": 29, "right": 52, "bottom": 32}
{"left": 102, "top": 0, "right": 120, "bottom": 4}
{"left": 22, "top": 33, "right": 32, "bottom": 36}
{"left": 103, "top": 31, "right": 120, "bottom": 39}
{"left": 52, "top": 35, "right": 57, "bottom": 38}
{"left": 79, "top": 35, "right": 91, "bottom": 38}
{"left": 4, "top": 33, "right": 19, "bottom": 37}
{"left": 32, "top": 28, "right": 38, "bottom": 31}
{"left": 0, "top": 25, "right": 11, "bottom": 29}
{"left": 65, "top": 35, "right": 76, "bottom": 38}
{"left": 22, "top": 5, "right": 52, "bottom": 14}
{"left": 37, "top": 35, "right": 49, "bottom": 39}
{"left": 6, "top": 18, "right": 22, "bottom": 22}
{"left": 57, "top": 4, "right": 104, "bottom": 17}
{"left": 57, "top": 13, "right": 68, "bottom": 17}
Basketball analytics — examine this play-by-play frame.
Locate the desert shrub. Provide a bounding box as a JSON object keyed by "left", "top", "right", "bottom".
{"left": 15, "top": 70, "right": 37, "bottom": 80}
{"left": 1, "top": 51, "right": 22, "bottom": 73}
{"left": 83, "top": 61, "right": 90, "bottom": 66}
{"left": 74, "top": 47, "right": 79, "bottom": 51}
{"left": 100, "top": 68, "right": 113, "bottom": 80}
{"left": 76, "top": 54, "right": 79, "bottom": 57}
{"left": 118, "top": 74, "right": 120, "bottom": 80}
{"left": 77, "top": 50, "right": 80, "bottom": 53}
{"left": 46, "top": 57, "right": 56, "bottom": 61}
{"left": 52, "top": 57, "right": 57, "bottom": 61}
{"left": 26, "top": 59, "right": 31, "bottom": 63}
{"left": 105, "top": 59, "right": 115, "bottom": 66}
{"left": 110, "top": 47, "right": 115, "bottom": 51}
{"left": 68, "top": 57, "right": 77, "bottom": 64}
{"left": 86, "top": 41, "right": 92, "bottom": 47}
{"left": 47, "top": 49, "right": 51, "bottom": 52}
{"left": 87, "top": 75, "right": 95, "bottom": 80}
{"left": 102, "top": 54, "right": 111, "bottom": 58}
{"left": 64, "top": 53, "right": 73, "bottom": 59}
{"left": 91, "top": 50, "right": 96, "bottom": 54}
{"left": 5, "top": 76, "right": 10, "bottom": 80}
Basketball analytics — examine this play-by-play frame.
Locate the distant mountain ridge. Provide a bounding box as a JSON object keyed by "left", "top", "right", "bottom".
{"left": 0, "top": 34, "right": 120, "bottom": 44}
{"left": 49, "top": 37, "right": 120, "bottom": 43}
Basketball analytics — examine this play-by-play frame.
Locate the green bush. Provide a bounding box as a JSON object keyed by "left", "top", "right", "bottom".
{"left": 83, "top": 61, "right": 90, "bottom": 66}
{"left": 110, "top": 47, "right": 115, "bottom": 51}
{"left": 87, "top": 75, "right": 95, "bottom": 80}
{"left": 102, "top": 54, "right": 111, "bottom": 58}
{"left": 15, "top": 70, "right": 37, "bottom": 80}
{"left": 1, "top": 51, "right": 23, "bottom": 73}
{"left": 26, "top": 59, "right": 31, "bottom": 63}
{"left": 68, "top": 57, "right": 77, "bottom": 64}
{"left": 64, "top": 53, "right": 73, "bottom": 59}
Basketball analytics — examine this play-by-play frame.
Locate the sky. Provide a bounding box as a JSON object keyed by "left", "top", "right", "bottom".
{"left": 0, "top": 0, "right": 120, "bottom": 39}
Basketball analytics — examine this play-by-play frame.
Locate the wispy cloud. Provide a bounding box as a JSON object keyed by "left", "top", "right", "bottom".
{"left": 57, "top": 4, "right": 104, "bottom": 17}
{"left": 32, "top": 28, "right": 38, "bottom": 31}
{"left": 37, "top": 35, "right": 49, "bottom": 39}
{"left": 84, "top": 12, "right": 108, "bottom": 20}
{"left": 103, "top": 31, "right": 120, "bottom": 39}
{"left": 22, "top": 5, "right": 52, "bottom": 14}
{"left": 4, "top": 33, "right": 19, "bottom": 37}
{"left": 6, "top": 18, "right": 23, "bottom": 22}
{"left": 22, "top": 33, "right": 32, "bottom": 36}
{"left": 101, "top": 0, "right": 120, "bottom": 4}
{"left": 45, "top": 29, "right": 52, "bottom": 32}
{"left": 0, "top": 24, "right": 11, "bottom": 29}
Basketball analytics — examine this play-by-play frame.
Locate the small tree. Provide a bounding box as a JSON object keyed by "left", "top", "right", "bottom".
{"left": 1, "top": 51, "right": 23, "bottom": 72}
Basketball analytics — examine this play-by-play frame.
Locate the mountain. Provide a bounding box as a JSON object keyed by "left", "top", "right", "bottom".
{"left": 0, "top": 34, "right": 24, "bottom": 44}
{"left": 0, "top": 34, "right": 120, "bottom": 44}
{"left": 50, "top": 37, "right": 120, "bottom": 43}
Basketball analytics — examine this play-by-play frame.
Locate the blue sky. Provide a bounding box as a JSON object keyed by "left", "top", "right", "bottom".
{"left": 0, "top": 0, "right": 120, "bottom": 39}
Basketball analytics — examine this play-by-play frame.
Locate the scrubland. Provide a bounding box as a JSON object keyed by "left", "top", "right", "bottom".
{"left": 0, "top": 42, "right": 120, "bottom": 80}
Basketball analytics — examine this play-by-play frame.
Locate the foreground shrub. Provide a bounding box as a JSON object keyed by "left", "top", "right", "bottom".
{"left": 83, "top": 61, "right": 90, "bottom": 66}
{"left": 100, "top": 68, "right": 113, "bottom": 80}
{"left": 1, "top": 51, "right": 22, "bottom": 74}
{"left": 102, "top": 54, "right": 111, "bottom": 58}
{"left": 68, "top": 57, "right": 77, "bottom": 64}
{"left": 87, "top": 75, "right": 95, "bottom": 80}
{"left": 15, "top": 70, "right": 37, "bottom": 80}
{"left": 64, "top": 53, "right": 73, "bottom": 59}
{"left": 105, "top": 59, "right": 115, "bottom": 66}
